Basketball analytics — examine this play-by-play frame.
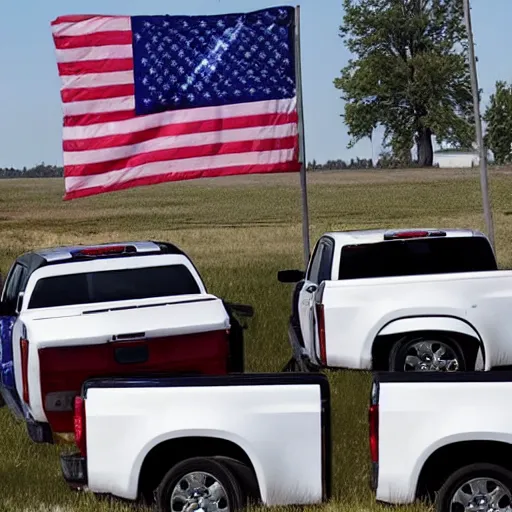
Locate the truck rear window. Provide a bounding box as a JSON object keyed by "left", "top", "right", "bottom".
{"left": 28, "top": 265, "right": 201, "bottom": 309}
{"left": 339, "top": 237, "right": 497, "bottom": 280}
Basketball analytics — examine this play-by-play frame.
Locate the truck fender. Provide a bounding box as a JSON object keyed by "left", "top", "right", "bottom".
{"left": 133, "top": 429, "right": 266, "bottom": 503}
{"left": 377, "top": 316, "right": 482, "bottom": 342}
{"left": 374, "top": 316, "right": 484, "bottom": 368}
{"left": 414, "top": 433, "right": 512, "bottom": 498}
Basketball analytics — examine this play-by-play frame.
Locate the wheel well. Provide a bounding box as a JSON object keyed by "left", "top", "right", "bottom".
{"left": 138, "top": 437, "right": 260, "bottom": 503}
{"left": 371, "top": 330, "right": 481, "bottom": 371}
{"left": 417, "top": 441, "right": 512, "bottom": 500}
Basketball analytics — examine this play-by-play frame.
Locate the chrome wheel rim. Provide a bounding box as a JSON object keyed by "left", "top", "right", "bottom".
{"left": 403, "top": 340, "right": 460, "bottom": 372}
{"left": 451, "top": 477, "right": 512, "bottom": 512}
{"left": 170, "top": 471, "right": 229, "bottom": 512}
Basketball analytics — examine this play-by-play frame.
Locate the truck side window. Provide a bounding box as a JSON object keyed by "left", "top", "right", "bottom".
{"left": 308, "top": 242, "right": 326, "bottom": 284}
{"left": 2, "top": 263, "right": 25, "bottom": 314}
{"left": 317, "top": 240, "right": 334, "bottom": 283}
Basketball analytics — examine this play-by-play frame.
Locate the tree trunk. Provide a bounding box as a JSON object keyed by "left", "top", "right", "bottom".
{"left": 416, "top": 127, "right": 434, "bottom": 167}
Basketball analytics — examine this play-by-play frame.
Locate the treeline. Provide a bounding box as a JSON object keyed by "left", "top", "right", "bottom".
{"left": 306, "top": 153, "right": 429, "bottom": 170}
{"left": 1, "top": 159, "right": 417, "bottom": 178}
{"left": 0, "top": 164, "right": 64, "bottom": 178}
{"left": 308, "top": 158, "right": 374, "bottom": 170}
{"left": 4, "top": 160, "right": 405, "bottom": 177}
{"left": 1, "top": 161, "right": 385, "bottom": 177}
{"left": 0, "top": 159, "right": 450, "bottom": 178}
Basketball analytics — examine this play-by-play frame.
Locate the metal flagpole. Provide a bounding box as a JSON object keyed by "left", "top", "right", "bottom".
{"left": 463, "top": 0, "right": 495, "bottom": 250}
{"left": 294, "top": 5, "right": 311, "bottom": 267}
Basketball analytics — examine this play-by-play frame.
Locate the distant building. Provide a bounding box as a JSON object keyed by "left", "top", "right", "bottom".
{"left": 433, "top": 148, "right": 494, "bottom": 168}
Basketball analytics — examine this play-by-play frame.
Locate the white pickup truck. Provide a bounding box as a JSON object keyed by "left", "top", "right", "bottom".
{"left": 60, "top": 373, "right": 331, "bottom": 512}
{"left": 0, "top": 241, "right": 251, "bottom": 444}
{"left": 278, "top": 228, "right": 512, "bottom": 373}
{"left": 371, "top": 371, "right": 512, "bottom": 512}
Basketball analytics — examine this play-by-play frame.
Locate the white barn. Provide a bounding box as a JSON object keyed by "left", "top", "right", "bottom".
{"left": 433, "top": 149, "right": 494, "bottom": 168}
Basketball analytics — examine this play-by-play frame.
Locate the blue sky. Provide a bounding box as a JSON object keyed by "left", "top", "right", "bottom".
{"left": 0, "top": 0, "right": 509, "bottom": 168}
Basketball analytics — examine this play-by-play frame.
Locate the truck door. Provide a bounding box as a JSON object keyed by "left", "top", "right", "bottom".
{"left": 0, "top": 262, "right": 28, "bottom": 403}
{"left": 298, "top": 238, "right": 334, "bottom": 364}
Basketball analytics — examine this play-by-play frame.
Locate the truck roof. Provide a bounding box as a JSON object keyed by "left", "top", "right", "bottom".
{"left": 15, "top": 241, "right": 187, "bottom": 271}
{"left": 323, "top": 228, "right": 486, "bottom": 248}
{"left": 34, "top": 241, "right": 183, "bottom": 263}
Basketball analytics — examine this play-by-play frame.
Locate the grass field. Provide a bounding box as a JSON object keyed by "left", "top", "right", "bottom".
{"left": 1, "top": 167, "right": 511, "bottom": 512}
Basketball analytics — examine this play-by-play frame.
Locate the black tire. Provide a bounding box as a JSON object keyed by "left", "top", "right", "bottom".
{"left": 389, "top": 334, "right": 467, "bottom": 372}
{"left": 213, "top": 456, "right": 260, "bottom": 505}
{"left": 436, "top": 463, "right": 512, "bottom": 512}
{"left": 156, "top": 457, "right": 245, "bottom": 512}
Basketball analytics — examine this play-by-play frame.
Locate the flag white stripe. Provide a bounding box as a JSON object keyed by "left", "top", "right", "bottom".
{"left": 52, "top": 17, "right": 131, "bottom": 37}
{"left": 63, "top": 97, "right": 297, "bottom": 139}
{"left": 64, "top": 123, "right": 298, "bottom": 165}
{"left": 65, "top": 149, "right": 296, "bottom": 192}
{"left": 56, "top": 45, "right": 133, "bottom": 63}
{"left": 63, "top": 96, "right": 135, "bottom": 116}
{"left": 60, "top": 70, "right": 134, "bottom": 89}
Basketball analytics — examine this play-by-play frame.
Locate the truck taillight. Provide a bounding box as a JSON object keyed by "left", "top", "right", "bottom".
{"left": 369, "top": 379, "right": 380, "bottom": 463}
{"left": 74, "top": 396, "right": 87, "bottom": 457}
{"left": 383, "top": 229, "right": 447, "bottom": 240}
{"left": 316, "top": 303, "right": 327, "bottom": 365}
{"left": 20, "top": 338, "right": 29, "bottom": 404}
{"left": 73, "top": 245, "right": 136, "bottom": 257}
{"left": 369, "top": 404, "right": 379, "bottom": 463}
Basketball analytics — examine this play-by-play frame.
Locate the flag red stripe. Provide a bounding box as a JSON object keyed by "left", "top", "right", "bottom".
{"left": 54, "top": 31, "right": 132, "bottom": 49}
{"left": 51, "top": 15, "right": 105, "bottom": 25}
{"left": 61, "top": 84, "right": 135, "bottom": 103}
{"left": 63, "top": 112, "right": 298, "bottom": 151}
{"left": 64, "top": 110, "right": 135, "bottom": 127}
{"left": 64, "top": 136, "right": 298, "bottom": 177}
{"left": 58, "top": 58, "right": 134, "bottom": 76}
{"left": 64, "top": 162, "right": 300, "bottom": 200}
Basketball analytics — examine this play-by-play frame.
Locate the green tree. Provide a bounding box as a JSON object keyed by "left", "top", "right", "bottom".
{"left": 484, "top": 81, "right": 512, "bottom": 165}
{"left": 334, "top": 0, "right": 475, "bottom": 167}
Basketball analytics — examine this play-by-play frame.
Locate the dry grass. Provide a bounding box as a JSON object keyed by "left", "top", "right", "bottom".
{"left": 0, "top": 167, "right": 511, "bottom": 511}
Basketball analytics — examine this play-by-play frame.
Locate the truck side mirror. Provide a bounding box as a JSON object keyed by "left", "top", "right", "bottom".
{"left": 15, "top": 292, "right": 24, "bottom": 315}
{"left": 278, "top": 270, "right": 305, "bottom": 283}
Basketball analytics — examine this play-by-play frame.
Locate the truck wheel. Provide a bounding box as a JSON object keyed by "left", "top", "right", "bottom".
{"left": 156, "top": 457, "right": 244, "bottom": 512}
{"left": 389, "top": 334, "right": 466, "bottom": 372}
{"left": 213, "top": 456, "right": 260, "bottom": 504}
{"left": 436, "top": 463, "right": 512, "bottom": 512}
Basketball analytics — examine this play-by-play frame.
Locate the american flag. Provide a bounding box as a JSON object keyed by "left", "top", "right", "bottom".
{"left": 51, "top": 7, "right": 300, "bottom": 200}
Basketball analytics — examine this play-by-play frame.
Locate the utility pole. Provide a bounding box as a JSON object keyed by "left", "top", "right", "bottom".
{"left": 463, "top": 0, "right": 495, "bottom": 250}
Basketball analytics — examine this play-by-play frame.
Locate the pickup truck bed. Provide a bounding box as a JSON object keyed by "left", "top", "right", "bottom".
{"left": 371, "top": 371, "right": 512, "bottom": 511}
{"left": 61, "top": 373, "right": 331, "bottom": 511}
